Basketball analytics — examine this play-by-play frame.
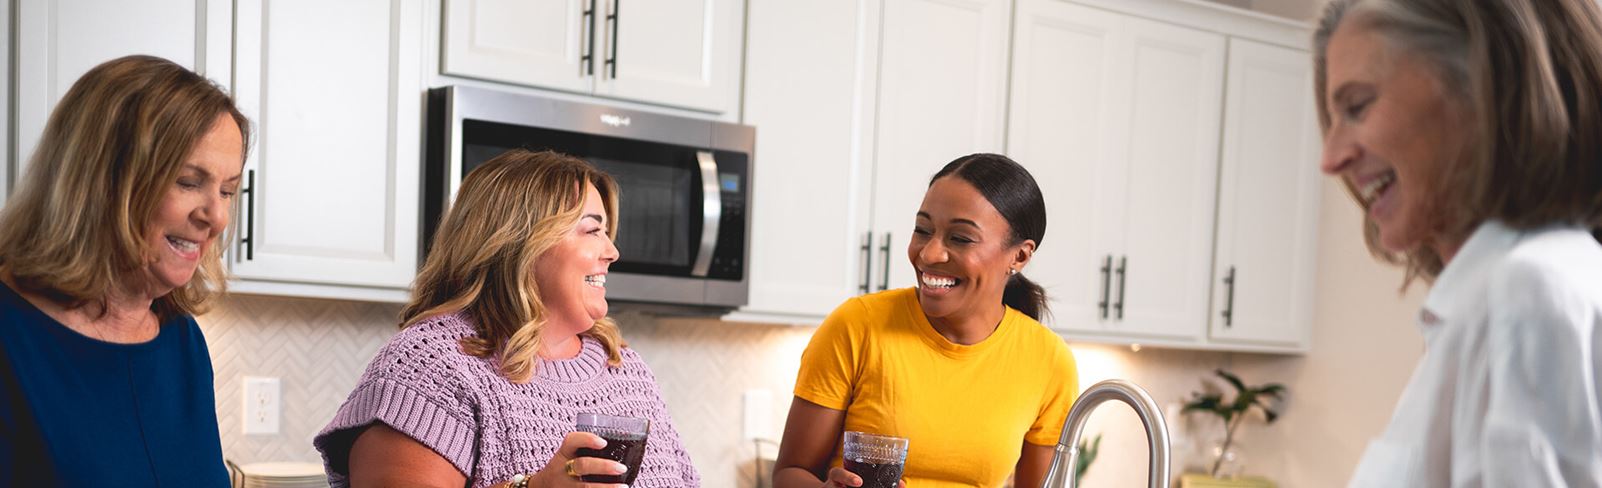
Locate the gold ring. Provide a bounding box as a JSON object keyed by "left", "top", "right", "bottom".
{"left": 564, "top": 459, "right": 579, "bottom": 479}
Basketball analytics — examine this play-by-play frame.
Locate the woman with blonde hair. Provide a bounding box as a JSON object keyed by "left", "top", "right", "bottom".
{"left": 0, "top": 55, "right": 250, "bottom": 485}
{"left": 315, "top": 149, "right": 698, "bottom": 488}
{"left": 1315, "top": 0, "right": 1602, "bottom": 484}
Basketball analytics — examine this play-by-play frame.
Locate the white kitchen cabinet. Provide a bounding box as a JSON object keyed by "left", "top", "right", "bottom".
{"left": 1008, "top": 0, "right": 1223, "bottom": 343}
{"left": 441, "top": 0, "right": 743, "bottom": 114}
{"left": 13, "top": 0, "right": 232, "bottom": 186}
{"left": 1006, "top": 0, "right": 1122, "bottom": 332}
{"left": 1207, "top": 38, "right": 1323, "bottom": 349}
{"left": 870, "top": 0, "right": 1013, "bottom": 293}
{"left": 1, "top": 0, "right": 11, "bottom": 207}
{"left": 736, "top": 0, "right": 869, "bottom": 319}
{"left": 1114, "top": 17, "right": 1226, "bottom": 341}
{"left": 734, "top": 0, "right": 1010, "bottom": 323}
{"left": 228, "top": 0, "right": 424, "bottom": 300}
{"left": 441, "top": 0, "right": 591, "bottom": 94}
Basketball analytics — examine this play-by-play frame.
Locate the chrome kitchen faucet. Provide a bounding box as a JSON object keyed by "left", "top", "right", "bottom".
{"left": 1042, "top": 379, "right": 1172, "bottom": 488}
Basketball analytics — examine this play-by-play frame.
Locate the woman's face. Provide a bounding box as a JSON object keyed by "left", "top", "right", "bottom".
{"left": 533, "top": 182, "right": 619, "bottom": 334}
{"left": 1320, "top": 21, "right": 1472, "bottom": 254}
{"left": 139, "top": 114, "right": 242, "bottom": 297}
{"left": 908, "top": 176, "right": 1033, "bottom": 322}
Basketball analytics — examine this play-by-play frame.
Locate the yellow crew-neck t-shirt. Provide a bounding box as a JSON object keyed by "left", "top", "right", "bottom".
{"left": 794, "top": 288, "right": 1079, "bottom": 487}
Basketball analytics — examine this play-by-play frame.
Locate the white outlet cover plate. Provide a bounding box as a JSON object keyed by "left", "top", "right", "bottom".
{"left": 242, "top": 376, "right": 281, "bottom": 435}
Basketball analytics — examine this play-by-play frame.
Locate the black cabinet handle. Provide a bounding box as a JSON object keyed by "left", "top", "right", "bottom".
{"left": 1113, "top": 256, "right": 1127, "bottom": 320}
{"left": 604, "top": 0, "right": 619, "bottom": 79}
{"left": 239, "top": 169, "right": 255, "bottom": 261}
{"left": 581, "top": 0, "right": 597, "bottom": 76}
{"left": 1222, "top": 266, "right": 1236, "bottom": 327}
{"left": 859, "top": 232, "right": 873, "bottom": 294}
{"left": 1097, "top": 255, "right": 1112, "bottom": 319}
{"left": 877, "top": 232, "right": 892, "bottom": 291}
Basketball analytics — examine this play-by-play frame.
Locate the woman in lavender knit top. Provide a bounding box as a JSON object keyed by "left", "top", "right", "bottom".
{"left": 315, "top": 150, "right": 699, "bottom": 488}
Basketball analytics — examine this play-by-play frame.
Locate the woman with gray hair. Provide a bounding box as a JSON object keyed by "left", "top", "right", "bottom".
{"left": 1314, "top": 0, "right": 1602, "bottom": 485}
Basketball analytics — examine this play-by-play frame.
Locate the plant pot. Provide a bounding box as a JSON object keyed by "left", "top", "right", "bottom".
{"left": 1177, "top": 474, "right": 1275, "bottom": 488}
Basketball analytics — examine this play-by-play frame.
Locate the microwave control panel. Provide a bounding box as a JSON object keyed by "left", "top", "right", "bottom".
{"left": 707, "top": 150, "right": 748, "bottom": 281}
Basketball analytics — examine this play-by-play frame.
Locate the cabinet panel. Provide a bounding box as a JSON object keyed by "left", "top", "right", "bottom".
{"left": 15, "top": 0, "right": 227, "bottom": 181}
{"left": 231, "top": 0, "right": 423, "bottom": 289}
{"left": 599, "top": 0, "right": 743, "bottom": 113}
{"left": 1115, "top": 18, "right": 1224, "bottom": 340}
{"left": 739, "top": 0, "right": 868, "bottom": 318}
{"left": 1210, "top": 38, "right": 1321, "bottom": 347}
{"left": 1006, "top": 0, "right": 1123, "bottom": 332}
{"left": 441, "top": 0, "right": 591, "bottom": 93}
{"left": 1, "top": 1, "right": 10, "bottom": 206}
{"left": 870, "top": 0, "right": 1011, "bottom": 292}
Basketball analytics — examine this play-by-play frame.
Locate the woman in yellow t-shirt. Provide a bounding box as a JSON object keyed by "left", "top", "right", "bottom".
{"left": 774, "top": 153, "right": 1079, "bottom": 488}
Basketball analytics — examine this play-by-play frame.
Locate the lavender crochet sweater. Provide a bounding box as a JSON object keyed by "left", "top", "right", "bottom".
{"left": 314, "top": 312, "right": 699, "bottom": 487}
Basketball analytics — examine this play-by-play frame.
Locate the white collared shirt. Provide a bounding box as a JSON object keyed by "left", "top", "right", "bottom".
{"left": 1348, "top": 221, "right": 1602, "bottom": 488}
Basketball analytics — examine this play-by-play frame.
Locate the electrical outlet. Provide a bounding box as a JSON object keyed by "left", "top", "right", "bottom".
{"left": 242, "top": 376, "right": 280, "bottom": 435}
{"left": 743, "top": 389, "right": 773, "bottom": 440}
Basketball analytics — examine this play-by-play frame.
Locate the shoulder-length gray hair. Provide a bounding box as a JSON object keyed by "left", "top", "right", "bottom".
{"left": 1313, "top": 0, "right": 1602, "bottom": 284}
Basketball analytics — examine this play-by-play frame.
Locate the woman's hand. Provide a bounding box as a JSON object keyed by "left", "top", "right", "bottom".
{"left": 527, "top": 432, "right": 630, "bottom": 488}
{"left": 822, "top": 467, "right": 861, "bottom": 487}
{"left": 820, "top": 468, "right": 907, "bottom": 488}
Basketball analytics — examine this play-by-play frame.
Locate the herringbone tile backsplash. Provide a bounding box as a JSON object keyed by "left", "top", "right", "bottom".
{"left": 197, "top": 294, "right": 816, "bottom": 488}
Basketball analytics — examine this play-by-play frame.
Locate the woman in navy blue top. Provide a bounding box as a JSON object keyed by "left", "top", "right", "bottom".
{"left": 0, "top": 55, "right": 252, "bottom": 486}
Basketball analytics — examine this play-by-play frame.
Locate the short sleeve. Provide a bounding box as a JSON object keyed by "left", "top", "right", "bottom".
{"left": 1026, "top": 340, "right": 1079, "bottom": 446}
{"left": 1481, "top": 259, "right": 1602, "bottom": 486}
{"left": 793, "top": 298, "right": 867, "bottom": 410}
{"left": 314, "top": 328, "right": 482, "bottom": 483}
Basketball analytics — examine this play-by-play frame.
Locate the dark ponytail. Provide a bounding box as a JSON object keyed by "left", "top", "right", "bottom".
{"left": 930, "top": 153, "right": 1050, "bottom": 321}
{"left": 1002, "top": 273, "right": 1050, "bottom": 322}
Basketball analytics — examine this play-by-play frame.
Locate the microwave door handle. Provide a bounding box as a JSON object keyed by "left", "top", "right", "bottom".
{"left": 691, "top": 151, "right": 722, "bottom": 277}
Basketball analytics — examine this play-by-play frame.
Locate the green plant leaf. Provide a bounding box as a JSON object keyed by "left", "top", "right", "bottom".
{"left": 1216, "top": 369, "right": 1247, "bottom": 393}
{"left": 1183, "top": 394, "right": 1224, "bottom": 413}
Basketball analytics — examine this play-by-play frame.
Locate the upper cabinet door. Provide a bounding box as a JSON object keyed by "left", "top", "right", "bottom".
{"left": 230, "top": 0, "right": 424, "bottom": 289}
{"left": 1006, "top": 0, "right": 1125, "bottom": 333}
{"left": 869, "top": 0, "right": 1011, "bottom": 293}
{"left": 739, "top": 0, "right": 870, "bottom": 318}
{"left": 441, "top": 0, "right": 593, "bottom": 93}
{"left": 14, "top": 0, "right": 232, "bottom": 181}
{"left": 1113, "top": 18, "right": 1224, "bottom": 341}
{"left": 1209, "top": 38, "right": 1322, "bottom": 348}
{"left": 596, "top": 0, "right": 743, "bottom": 113}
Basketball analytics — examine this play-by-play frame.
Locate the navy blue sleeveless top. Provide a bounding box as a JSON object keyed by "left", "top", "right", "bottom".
{"left": 0, "top": 283, "right": 228, "bottom": 486}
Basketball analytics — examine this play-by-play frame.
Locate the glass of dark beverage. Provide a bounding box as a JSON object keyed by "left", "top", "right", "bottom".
{"left": 842, "top": 431, "right": 909, "bottom": 488}
{"left": 574, "top": 413, "right": 650, "bottom": 485}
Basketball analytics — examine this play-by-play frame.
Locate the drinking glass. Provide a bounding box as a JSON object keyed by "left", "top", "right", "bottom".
{"left": 574, "top": 413, "right": 650, "bottom": 485}
{"left": 842, "top": 431, "right": 909, "bottom": 488}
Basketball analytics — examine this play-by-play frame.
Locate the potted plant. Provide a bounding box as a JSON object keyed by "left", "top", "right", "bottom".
{"left": 1181, "top": 369, "right": 1285, "bottom": 483}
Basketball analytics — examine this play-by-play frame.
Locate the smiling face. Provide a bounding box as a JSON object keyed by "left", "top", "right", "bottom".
{"left": 908, "top": 176, "right": 1034, "bottom": 325}
{"left": 137, "top": 113, "right": 243, "bottom": 298}
{"left": 533, "top": 181, "right": 620, "bottom": 334}
{"left": 1320, "top": 19, "right": 1473, "bottom": 255}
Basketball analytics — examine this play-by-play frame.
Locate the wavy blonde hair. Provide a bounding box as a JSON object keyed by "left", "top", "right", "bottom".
{"left": 402, "top": 149, "right": 625, "bottom": 383}
{"left": 1314, "top": 0, "right": 1602, "bottom": 284}
{"left": 0, "top": 55, "right": 250, "bottom": 320}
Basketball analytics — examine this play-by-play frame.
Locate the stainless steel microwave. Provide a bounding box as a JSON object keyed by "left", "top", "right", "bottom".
{"left": 425, "top": 86, "right": 754, "bottom": 311}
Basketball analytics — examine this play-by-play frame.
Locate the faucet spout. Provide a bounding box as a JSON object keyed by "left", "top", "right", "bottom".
{"left": 1041, "top": 379, "right": 1171, "bottom": 488}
